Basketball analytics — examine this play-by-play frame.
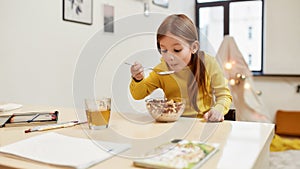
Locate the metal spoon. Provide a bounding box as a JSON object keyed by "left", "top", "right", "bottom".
{"left": 124, "top": 62, "right": 175, "bottom": 75}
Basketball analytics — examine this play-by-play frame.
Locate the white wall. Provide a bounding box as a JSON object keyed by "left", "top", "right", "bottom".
{"left": 0, "top": 0, "right": 299, "bottom": 122}
{"left": 0, "top": 0, "right": 194, "bottom": 108}
{"left": 264, "top": 0, "right": 300, "bottom": 75}
{"left": 253, "top": 77, "right": 300, "bottom": 121}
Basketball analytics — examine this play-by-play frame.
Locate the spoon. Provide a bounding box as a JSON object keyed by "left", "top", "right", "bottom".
{"left": 124, "top": 62, "right": 175, "bottom": 75}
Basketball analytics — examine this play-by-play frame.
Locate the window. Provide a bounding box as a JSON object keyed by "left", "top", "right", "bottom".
{"left": 196, "top": 0, "right": 263, "bottom": 73}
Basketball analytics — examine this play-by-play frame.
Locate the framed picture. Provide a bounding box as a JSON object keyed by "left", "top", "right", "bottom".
{"left": 103, "top": 4, "right": 114, "bottom": 33}
{"left": 63, "top": 0, "right": 93, "bottom": 25}
{"left": 152, "top": 0, "right": 169, "bottom": 8}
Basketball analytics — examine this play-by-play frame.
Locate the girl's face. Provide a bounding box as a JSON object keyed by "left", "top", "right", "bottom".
{"left": 159, "top": 32, "right": 195, "bottom": 72}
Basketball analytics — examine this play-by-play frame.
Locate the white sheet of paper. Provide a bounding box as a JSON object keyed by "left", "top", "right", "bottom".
{"left": 0, "top": 132, "right": 130, "bottom": 169}
{"left": 0, "top": 103, "right": 22, "bottom": 112}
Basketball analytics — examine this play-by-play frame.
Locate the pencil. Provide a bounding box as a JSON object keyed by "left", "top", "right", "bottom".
{"left": 24, "top": 121, "right": 80, "bottom": 133}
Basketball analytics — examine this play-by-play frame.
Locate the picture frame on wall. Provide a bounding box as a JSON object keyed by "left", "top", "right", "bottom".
{"left": 103, "top": 4, "right": 114, "bottom": 33}
{"left": 63, "top": 0, "right": 93, "bottom": 25}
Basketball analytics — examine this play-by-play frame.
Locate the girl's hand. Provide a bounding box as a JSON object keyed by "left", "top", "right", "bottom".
{"left": 130, "top": 62, "right": 144, "bottom": 81}
{"left": 203, "top": 109, "right": 224, "bottom": 122}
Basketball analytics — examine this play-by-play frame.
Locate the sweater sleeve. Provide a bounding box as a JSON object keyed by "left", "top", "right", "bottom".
{"left": 129, "top": 71, "right": 162, "bottom": 100}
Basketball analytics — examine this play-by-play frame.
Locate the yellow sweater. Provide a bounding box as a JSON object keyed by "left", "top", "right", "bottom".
{"left": 130, "top": 53, "right": 232, "bottom": 117}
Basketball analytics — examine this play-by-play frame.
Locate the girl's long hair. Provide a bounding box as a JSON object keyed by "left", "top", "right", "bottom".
{"left": 156, "top": 14, "right": 208, "bottom": 113}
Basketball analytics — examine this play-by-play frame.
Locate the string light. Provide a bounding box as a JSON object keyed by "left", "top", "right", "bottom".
{"left": 229, "top": 79, "right": 236, "bottom": 86}
{"left": 244, "top": 82, "right": 251, "bottom": 89}
{"left": 228, "top": 73, "right": 249, "bottom": 86}
{"left": 224, "top": 60, "right": 250, "bottom": 87}
{"left": 225, "top": 62, "right": 233, "bottom": 70}
{"left": 256, "top": 90, "right": 262, "bottom": 95}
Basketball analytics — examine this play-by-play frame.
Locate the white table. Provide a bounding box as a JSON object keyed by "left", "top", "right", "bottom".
{"left": 0, "top": 105, "right": 274, "bottom": 169}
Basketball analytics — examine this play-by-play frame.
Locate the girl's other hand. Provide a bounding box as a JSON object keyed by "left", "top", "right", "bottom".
{"left": 203, "top": 109, "right": 224, "bottom": 122}
{"left": 130, "top": 62, "right": 144, "bottom": 81}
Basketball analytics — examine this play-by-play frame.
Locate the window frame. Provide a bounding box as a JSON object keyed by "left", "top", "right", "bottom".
{"left": 195, "top": 0, "right": 264, "bottom": 74}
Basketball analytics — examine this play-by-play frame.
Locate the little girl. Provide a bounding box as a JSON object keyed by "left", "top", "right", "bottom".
{"left": 129, "top": 14, "right": 232, "bottom": 122}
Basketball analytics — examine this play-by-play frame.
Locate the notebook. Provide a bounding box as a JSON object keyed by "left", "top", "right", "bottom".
{"left": 0, "top": 111, "right": 59, "bottom": 128}
{"left": 133, "top": 139, "right": 219, "bottom": 169}
{"left": 0, "top": 132, "right": 131, "bottom": 169}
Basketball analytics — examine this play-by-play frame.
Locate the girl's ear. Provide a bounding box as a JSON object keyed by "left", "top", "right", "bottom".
{"left": 191, "top": 41, "right": 200, "bottom": 54}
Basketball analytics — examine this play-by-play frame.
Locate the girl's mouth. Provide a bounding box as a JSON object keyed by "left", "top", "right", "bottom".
{"left": 170, "top": 63, "right": 178, "bottom": 67}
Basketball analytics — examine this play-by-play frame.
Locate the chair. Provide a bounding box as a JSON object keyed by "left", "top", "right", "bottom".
{"left": 224, "top": 109, "right": 236, "bottom": 121}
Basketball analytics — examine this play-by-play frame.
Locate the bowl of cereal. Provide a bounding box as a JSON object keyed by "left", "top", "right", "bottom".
{"left": 145, "top": 98, "right": 185, "bottom": 122}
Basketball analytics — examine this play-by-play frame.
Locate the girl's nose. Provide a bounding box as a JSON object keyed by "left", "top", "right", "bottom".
{"left": 163, "top": 53, "right": 175, "bottom": 61}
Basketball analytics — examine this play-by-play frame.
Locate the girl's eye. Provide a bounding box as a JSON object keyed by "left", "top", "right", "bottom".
{"left": 160, "top": 49, "right": 168, "bottom": 53}
{"left": 174, "top": 49, "right": 182, "bottom": 53}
